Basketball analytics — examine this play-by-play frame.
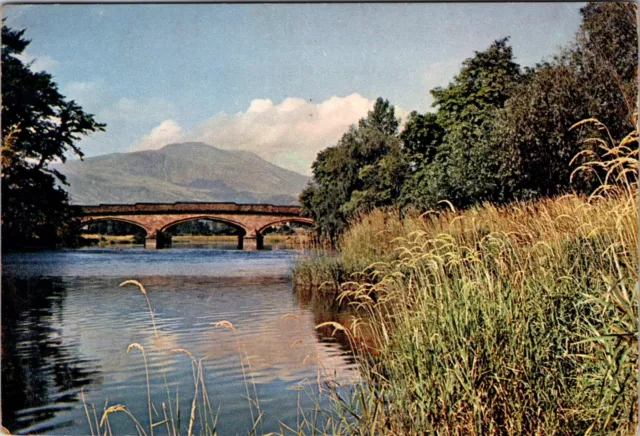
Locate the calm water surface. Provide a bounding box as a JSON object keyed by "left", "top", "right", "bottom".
{"left": 2, "top": 246, "right": 358, "bottom": 435}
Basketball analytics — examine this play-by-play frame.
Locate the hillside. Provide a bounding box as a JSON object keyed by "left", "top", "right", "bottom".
{"left": 52, "top": 142, "right": 309, "bottom": 205}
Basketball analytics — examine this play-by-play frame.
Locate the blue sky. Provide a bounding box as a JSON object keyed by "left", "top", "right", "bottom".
{"left": 4, "top": 3, "right": 584, "bottom": 174}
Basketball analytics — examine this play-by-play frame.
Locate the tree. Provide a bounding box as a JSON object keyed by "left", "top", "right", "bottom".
{"left": 300, "top": 98, "right": 404, "bottom": 245}
{"left": 398, "top": 111, "right": 444, "bottom": 210}
{"left": 493, "top": 3, "right": 638, "bottom": 199}
{"left": 341, "top": 128, "right": 407, "bottom": 218}
{"left": 579, "top": 2, "right": 637, "bottom": 123}
{"left": 2, "top": 25, "right": 105, "bottom": 249}
{"left": 358, "top": 98, "right": 400, "bottom": 136}
{"left": 303, "top": 2, "right": 638, "bottom": 237}
{"left": 492, "top": 61, "right": 593, "bottom": 198}
{"left": 403, "top": 38, "right": 522, "bottom": 209}
{"left": 400, "top": 111, "right": 443, "bottom": 167}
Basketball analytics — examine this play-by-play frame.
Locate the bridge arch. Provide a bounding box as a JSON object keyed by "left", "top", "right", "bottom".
{"left": 79, "top": 217, "right": 150, "bottom": 236}
{"left": 257, "top": 217, "right": 314, "bottom": 235}
{"left": 159, "top": 215, "right": 249, "bottom": 235}
{"left": 75, "top": 202, "right": 314, "bottom": 250}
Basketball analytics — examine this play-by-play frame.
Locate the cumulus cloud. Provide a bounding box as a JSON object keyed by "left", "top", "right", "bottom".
{"left": 130, "top": 94, "right": 408, "bottom": 175}
{"left": 247, "top": 98, "right": 275, "bottom": 113}
{"left": 133, "top": 120, "right": 185, "bottom": 152}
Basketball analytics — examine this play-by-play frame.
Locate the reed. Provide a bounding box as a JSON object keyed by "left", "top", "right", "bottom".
{"left": 83, "top": 286, "right": 351, "bottom": 436}
{"left": 82, "top": 281, "right": 224, "bottom": 436}
{"left": 294, "top": 120, "right": 639, "bottom": 434}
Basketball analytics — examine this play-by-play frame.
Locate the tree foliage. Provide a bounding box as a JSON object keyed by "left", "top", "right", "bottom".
{"left": 403, "top": 38, "right": 523, "bottom": 209}
{"left": 494, "top": 3, "right": 638, "bottom": 199}
{"left": 300, "top": 98, "right": 405, "bottom": 245}
{"left": 2, "top": 25, "right": 105, "bottom": 249}
{"left": 301, "top": 3, "right": 637, "bottom": 242}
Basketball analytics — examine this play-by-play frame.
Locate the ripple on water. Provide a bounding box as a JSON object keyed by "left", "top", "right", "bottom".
{"left": 2, "top": 248, "right": 359, "bottom": 435}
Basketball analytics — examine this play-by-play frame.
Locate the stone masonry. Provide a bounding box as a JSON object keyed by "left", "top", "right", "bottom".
{"left": 74, "top": 202, "right": 314, "bottom": 250}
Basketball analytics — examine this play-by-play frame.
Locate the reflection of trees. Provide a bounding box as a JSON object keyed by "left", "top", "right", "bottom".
{"left": 263, "top": 221, "right": 313, "bottom": 236}
{"left": 82, "top": 220, "right": 146, "bottom": 244}
{"left": 1, "top": 277, "right": 101, "bottom": 433}
{"left": 293, "top": 284, "right": 375, "bottom": 357}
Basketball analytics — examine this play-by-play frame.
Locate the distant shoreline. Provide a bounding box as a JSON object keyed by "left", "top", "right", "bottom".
{"left": 81, "top": 233, "right": 311, "bottom": 246}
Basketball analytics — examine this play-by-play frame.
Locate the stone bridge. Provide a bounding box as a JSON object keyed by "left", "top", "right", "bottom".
{"left": 74, "top": 202, "right": 314, "bottom": 250}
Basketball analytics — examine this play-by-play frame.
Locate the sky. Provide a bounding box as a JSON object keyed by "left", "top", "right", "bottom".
{"left": 4, "top": 3, "right": 585, "bottom": 175}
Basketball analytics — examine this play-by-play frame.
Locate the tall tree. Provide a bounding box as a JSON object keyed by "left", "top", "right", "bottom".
{"left": 300, "top": 98, "right": 404, "bottom": 244}
{"left": 400, "top": 111, "right": 443, "bottom": 167}
{"left": 405, "top": 38, "right": 522, "bottom": 209}
{"left": 493, "top": 3, "right": 638, "bottom": 199}
{"left": 358, "top": 98, "right": 400, "bottom": 136}
{"left": 398, "top": 111, "right": 444, "bottom": 210}
{"left": 579, "top": 2, "right": 637, "bottom": 122}
{"left": 342, "top": 127, "right": 406, "bottom": 218}
{"left": 1, "top": 25, "right": 105, "bottom": 249}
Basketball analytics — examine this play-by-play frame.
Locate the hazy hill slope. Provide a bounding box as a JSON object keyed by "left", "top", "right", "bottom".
{"left": 53, "top": 142, "right": 310, "bottom": 205}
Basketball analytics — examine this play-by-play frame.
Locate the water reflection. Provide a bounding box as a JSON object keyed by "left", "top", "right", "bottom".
{"left": 2, "top": 277, "right": 100, "bottom": 433}
{"left": 294, "top": 284, "right": 379, "bottom": 356}
{"left": 2, "top": 249, "right": 358, "bottom": 435}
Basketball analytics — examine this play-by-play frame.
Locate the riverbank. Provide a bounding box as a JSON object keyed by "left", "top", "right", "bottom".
{"left": 294, "top": 187, "right": 638, "bottom": 433}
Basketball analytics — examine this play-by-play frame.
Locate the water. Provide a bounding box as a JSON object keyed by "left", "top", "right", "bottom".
{"left": 2, "top": 246, "right": 358, "bottom": 435}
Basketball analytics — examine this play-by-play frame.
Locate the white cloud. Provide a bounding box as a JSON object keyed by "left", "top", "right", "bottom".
{"left": 247, "top": 99, "right": 274, "bottom": 113}
{"left": 276, "top": 97, "right": 306, "bottom": 113}
{"left": 131, "top": 94, "right": 408, "bottom": 175}
{"left": 16, "top": 51, "right": 59, "bottom": 72}
{"left": 132, "top": 120, "right": 184, "bottom": 152}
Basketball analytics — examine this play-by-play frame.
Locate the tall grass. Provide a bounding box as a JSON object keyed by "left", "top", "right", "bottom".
{"left": 294, "top": 120, "right": 638, "bottom": 434}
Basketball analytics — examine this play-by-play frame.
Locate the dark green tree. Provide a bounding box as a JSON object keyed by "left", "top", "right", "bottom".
{"left": 404, "top": 38, "right": 522, "bottom": 209}
{"left": 579, "top": 2, "right": 637, "bottom": 123}
{"left": 300, "top": 98, "right": 405, "bottom": 244}
{"left": 493, "top": 3, "right": 637, "bottom": 199}
{"left": 2, "top": 25, "right": 105, "bottom": 249}
{"left": 398, "top": 111, "right": 444, "bottom": 210}
{"left": 400, "top": 111, "right": 443, "bottom": 166}
{"left": 342, "top": 128, "right": 407, "bottom": 218}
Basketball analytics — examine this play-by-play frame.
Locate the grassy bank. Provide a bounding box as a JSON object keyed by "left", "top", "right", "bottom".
{"left": 294, "top": 131, "right": 638, "bottom": 433}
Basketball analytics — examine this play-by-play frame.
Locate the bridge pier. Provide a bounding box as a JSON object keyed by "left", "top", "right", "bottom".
{"left": 145, "top": 231, "right": 171, "bottom": 249}
{"left": 240, "top": 233, "right": 263, "bottom": 251}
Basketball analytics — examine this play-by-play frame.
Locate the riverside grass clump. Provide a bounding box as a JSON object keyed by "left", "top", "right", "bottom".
{"left": 294, "top": 121, "right": 638, "bottom": 434}
{"left": 292, "top": 212, "right": 420, "bottom": 298}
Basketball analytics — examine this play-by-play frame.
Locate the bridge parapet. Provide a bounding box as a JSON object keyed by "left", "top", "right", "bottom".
{"left": 76, "top": 202, "right": 303, "bottom": 216}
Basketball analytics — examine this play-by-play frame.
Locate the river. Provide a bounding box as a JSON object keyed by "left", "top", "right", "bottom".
{"left": 1, "top": 245, "right": 358, "bottom": 435}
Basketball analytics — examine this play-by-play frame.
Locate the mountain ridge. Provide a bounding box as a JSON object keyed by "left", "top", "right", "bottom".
{"left": 53, "top": 142, "right": 310, "bottom": 205}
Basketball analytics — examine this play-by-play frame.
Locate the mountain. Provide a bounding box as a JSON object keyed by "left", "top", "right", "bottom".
{"left": 52, "top": 142, "right": 310, "bottom": 205}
